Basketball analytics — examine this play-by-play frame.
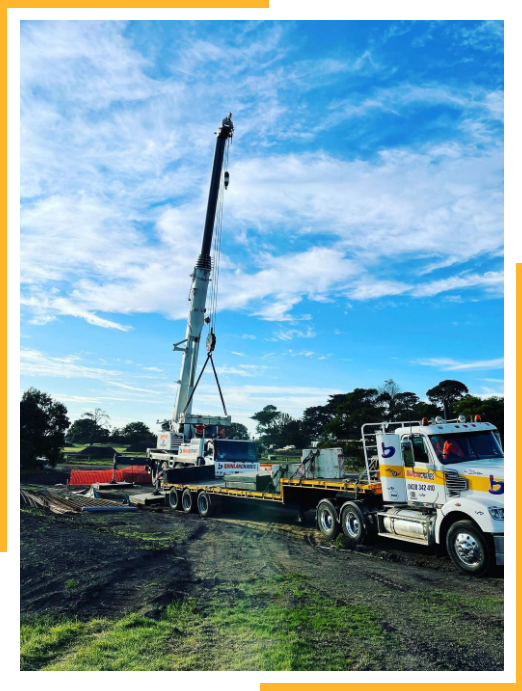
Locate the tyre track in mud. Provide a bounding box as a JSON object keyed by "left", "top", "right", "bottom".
{"left": 21, "top": 503, "right": 503, "bottom": 670}
{"left": 177, "top": 505, "right": 503, "bottom": 671}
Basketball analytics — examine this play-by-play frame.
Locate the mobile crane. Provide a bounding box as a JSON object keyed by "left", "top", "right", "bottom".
{"left": 146, "top": 114, "right": 258, "bottom": 478}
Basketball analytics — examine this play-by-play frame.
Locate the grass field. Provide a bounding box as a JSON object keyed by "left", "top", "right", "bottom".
{"left": 20, "top": 573, "right": 388, "bottom": 671}
{"left": 62, "top": 445, "right": 146, "bottom": 466}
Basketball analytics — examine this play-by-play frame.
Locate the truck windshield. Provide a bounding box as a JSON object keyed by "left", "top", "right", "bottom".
{"left": 214, "top": 440, "right": 258, "bottom": 462}
{"left": 429, "top": 431, "right": 503, "bottom": 464}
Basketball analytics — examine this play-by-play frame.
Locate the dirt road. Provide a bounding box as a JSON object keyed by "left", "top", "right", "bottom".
{"left": 20, "top": 500, "right": 503, "bottom": 671}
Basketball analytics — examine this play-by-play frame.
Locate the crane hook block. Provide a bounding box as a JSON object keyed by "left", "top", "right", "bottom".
{"left": 224, "top": 171, "right": 230, "bottom": 190}
{"left": 206, "top": 331, "right": 217, "bottom": 353}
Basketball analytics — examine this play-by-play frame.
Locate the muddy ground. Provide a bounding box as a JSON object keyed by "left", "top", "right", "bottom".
{"left": 20, "top": 496, "right": 504, "bottom": 671}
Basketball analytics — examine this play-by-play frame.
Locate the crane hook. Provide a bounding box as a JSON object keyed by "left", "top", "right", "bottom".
{"left": 224, "top": 171, "right": 230, "bottom": 190}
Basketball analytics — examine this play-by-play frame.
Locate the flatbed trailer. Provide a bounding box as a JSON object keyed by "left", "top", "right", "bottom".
{"left": 163, "top": 474, "right": 382, "bottom": 523}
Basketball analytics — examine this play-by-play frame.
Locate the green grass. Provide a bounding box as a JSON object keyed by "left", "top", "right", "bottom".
{"left": 63, "top": 445, "right": 128, "bottom": 452}
{"left": 205, "top": 573, "right": 385, "bottom": 670}
{"left": 430, "top": 590, "right": 503, "bottom": 621}
{"left": 113, "top": 530, "right": 175, "bottom": 550}
{"left": 65, "top": 579, "right": 80, "bottom": 589}
{"left": 20, "top": 574, "right": 385, "bottom": 671}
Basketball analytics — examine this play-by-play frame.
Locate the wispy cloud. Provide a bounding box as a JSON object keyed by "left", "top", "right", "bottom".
{"left": 413, "top": 357, "right": 504, "bottom": 371}
{"left": 20, "top": 21, "right": 503, "bottom": 329}
{"left": 266, "top": 326, "right": 316, "bottom": 342}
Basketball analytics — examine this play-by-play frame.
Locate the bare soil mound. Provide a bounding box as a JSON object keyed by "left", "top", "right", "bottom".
{"left": 77, "top": 445, "right": 117, "bottom": 457}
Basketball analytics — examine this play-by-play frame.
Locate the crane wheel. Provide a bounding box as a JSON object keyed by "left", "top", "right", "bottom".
{"left": 168, "top": 488, "right": 182, "bottom": 511}
{"left": 316, "top": 499, "right": 340, "bottom": 540}
{"left": 182, "top": 489, "right": 196, "bottom": 514}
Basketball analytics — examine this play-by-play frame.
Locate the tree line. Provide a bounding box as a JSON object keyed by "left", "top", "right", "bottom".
{"left": 21, "top": 378, "right": 504, "bottom": 469}
{"left": 20, "top": 388, "right": 252, "bottom": 469}
{"left": 20, "top": 389, "right": 157, "bottom": 469}
{"left": 251, "top": 379, "right": 504, "bottom": 455}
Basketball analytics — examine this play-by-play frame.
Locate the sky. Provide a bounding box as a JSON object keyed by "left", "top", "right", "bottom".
{"left": 19, "top": 20, "right": 504, "bottom": 436}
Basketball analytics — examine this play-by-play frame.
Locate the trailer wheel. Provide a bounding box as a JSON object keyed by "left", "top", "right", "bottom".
{"left": 197, "top": 491, "right": 219, "bottom": 517}
{"left": 181, "top": 489, "right": 196, "bottom": 514}
{"left": 316, "top": 499, "right": 339, "bottom": 540}
{"left": 168, "top": 487, "right": 182, "bottom": 510}
{"left": 446, "top": 520, "right": 492, "bottom": 576}
{"left": 340, "top": 502, "right": 366, "bottom": 545}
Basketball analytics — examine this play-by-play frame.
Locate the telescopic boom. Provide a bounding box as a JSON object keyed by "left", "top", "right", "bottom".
{"left": 171, "top": 114, "right": 234, "bottom": 428}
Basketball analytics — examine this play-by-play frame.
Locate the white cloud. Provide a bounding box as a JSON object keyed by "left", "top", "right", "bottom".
{"left": 412, "top": 271, "right": 504, "bottom": 298}
{"left": 266, "top": 325, "right": 316, "bottom": 342}
{"left": 20, "top": 21, "right": 503, "bottom": 332}
{"left": 288, "top": 349, "right": 315, "bottom": 358}
{"left": 20, "top": 347, "right": 121, "bottom": 380}
{"left": 413, "top": 356, "right": 504, "bottom": 371}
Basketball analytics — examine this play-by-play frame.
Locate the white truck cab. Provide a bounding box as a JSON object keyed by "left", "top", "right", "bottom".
{"left": 361, "top": 416, "right": 504, "bottom": 575}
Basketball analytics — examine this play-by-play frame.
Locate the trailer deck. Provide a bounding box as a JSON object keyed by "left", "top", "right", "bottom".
{"left": 164, "top": 475, "right": 383, "bottom": 505}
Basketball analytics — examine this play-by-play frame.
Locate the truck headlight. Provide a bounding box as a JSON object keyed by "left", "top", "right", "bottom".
{"left": 488, "top": 506, "right": 504, "bottom": 521}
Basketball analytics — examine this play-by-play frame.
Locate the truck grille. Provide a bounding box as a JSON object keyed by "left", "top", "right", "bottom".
{"left": 445, "top": 471, "right": 469, "bottom": 496}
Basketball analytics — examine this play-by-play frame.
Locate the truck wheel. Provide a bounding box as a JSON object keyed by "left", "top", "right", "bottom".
{"left": 197, "top": 491, "right": 218, "bottom": 517}
{"left": 196, "top": 457, "right": 205, "bottom": 467}
{"left": 446, "top": 520, "right": 492, "bottom": 576}
{"left": 340, "top": 501, "right": 369, "bottom": 546}
{"left": 168, "top": 488, "right": 182, "bottom": 510}
{"left": 182, "top": 489, "right": 196, "bottom": 514}
{"left": 316, "top": 500, "right": 339, "bottom": 540}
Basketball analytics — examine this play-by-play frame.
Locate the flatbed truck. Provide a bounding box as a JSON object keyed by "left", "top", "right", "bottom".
{"left": 159, "top": 417, "right": 504, "bottom": 577}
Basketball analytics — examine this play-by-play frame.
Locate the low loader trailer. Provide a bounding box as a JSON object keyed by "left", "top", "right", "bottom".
{"left": 158, "top": 417, "right": 504, "bottom": 577}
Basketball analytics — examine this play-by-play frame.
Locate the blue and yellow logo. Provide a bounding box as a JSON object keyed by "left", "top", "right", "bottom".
{"left": 489, "top": 475, "right": 504, "bottom": 495}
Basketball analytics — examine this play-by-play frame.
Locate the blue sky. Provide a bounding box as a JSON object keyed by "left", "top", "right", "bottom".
{"left": 20, "top": 20, "right": 504, "bottom": 435}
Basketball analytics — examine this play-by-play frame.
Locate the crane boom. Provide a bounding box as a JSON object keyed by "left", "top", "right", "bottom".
{"left": 171, "top": 114, "right": 234, "bottom": 430}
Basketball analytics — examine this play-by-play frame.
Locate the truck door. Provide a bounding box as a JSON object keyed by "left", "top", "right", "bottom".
{"left": 377, "top": 433, "right": 407, "bottom": 503}
{"left": 403, "top": 434, "right": 443, "bottom": 506}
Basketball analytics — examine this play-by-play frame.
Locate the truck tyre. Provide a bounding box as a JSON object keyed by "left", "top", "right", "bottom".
{"left": 182, "top": 489, "right": 196, "bottom": 514}
{"left": 168, "top": 487, "right": 182, "bottom": 510}
{"left": 316, "top": 499, "right": 340, "bottom": 540}
{"left": 340, "top": 501, "right": 373, "bottom": 546}
{"left": 196, "top": 457, "right": 205, "bottom": 467}
{"left": 197, "top": 491, "right": 218, "bottom": 517}
{"left": 446, "top": 520, "right": 492, "bottom": 576}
